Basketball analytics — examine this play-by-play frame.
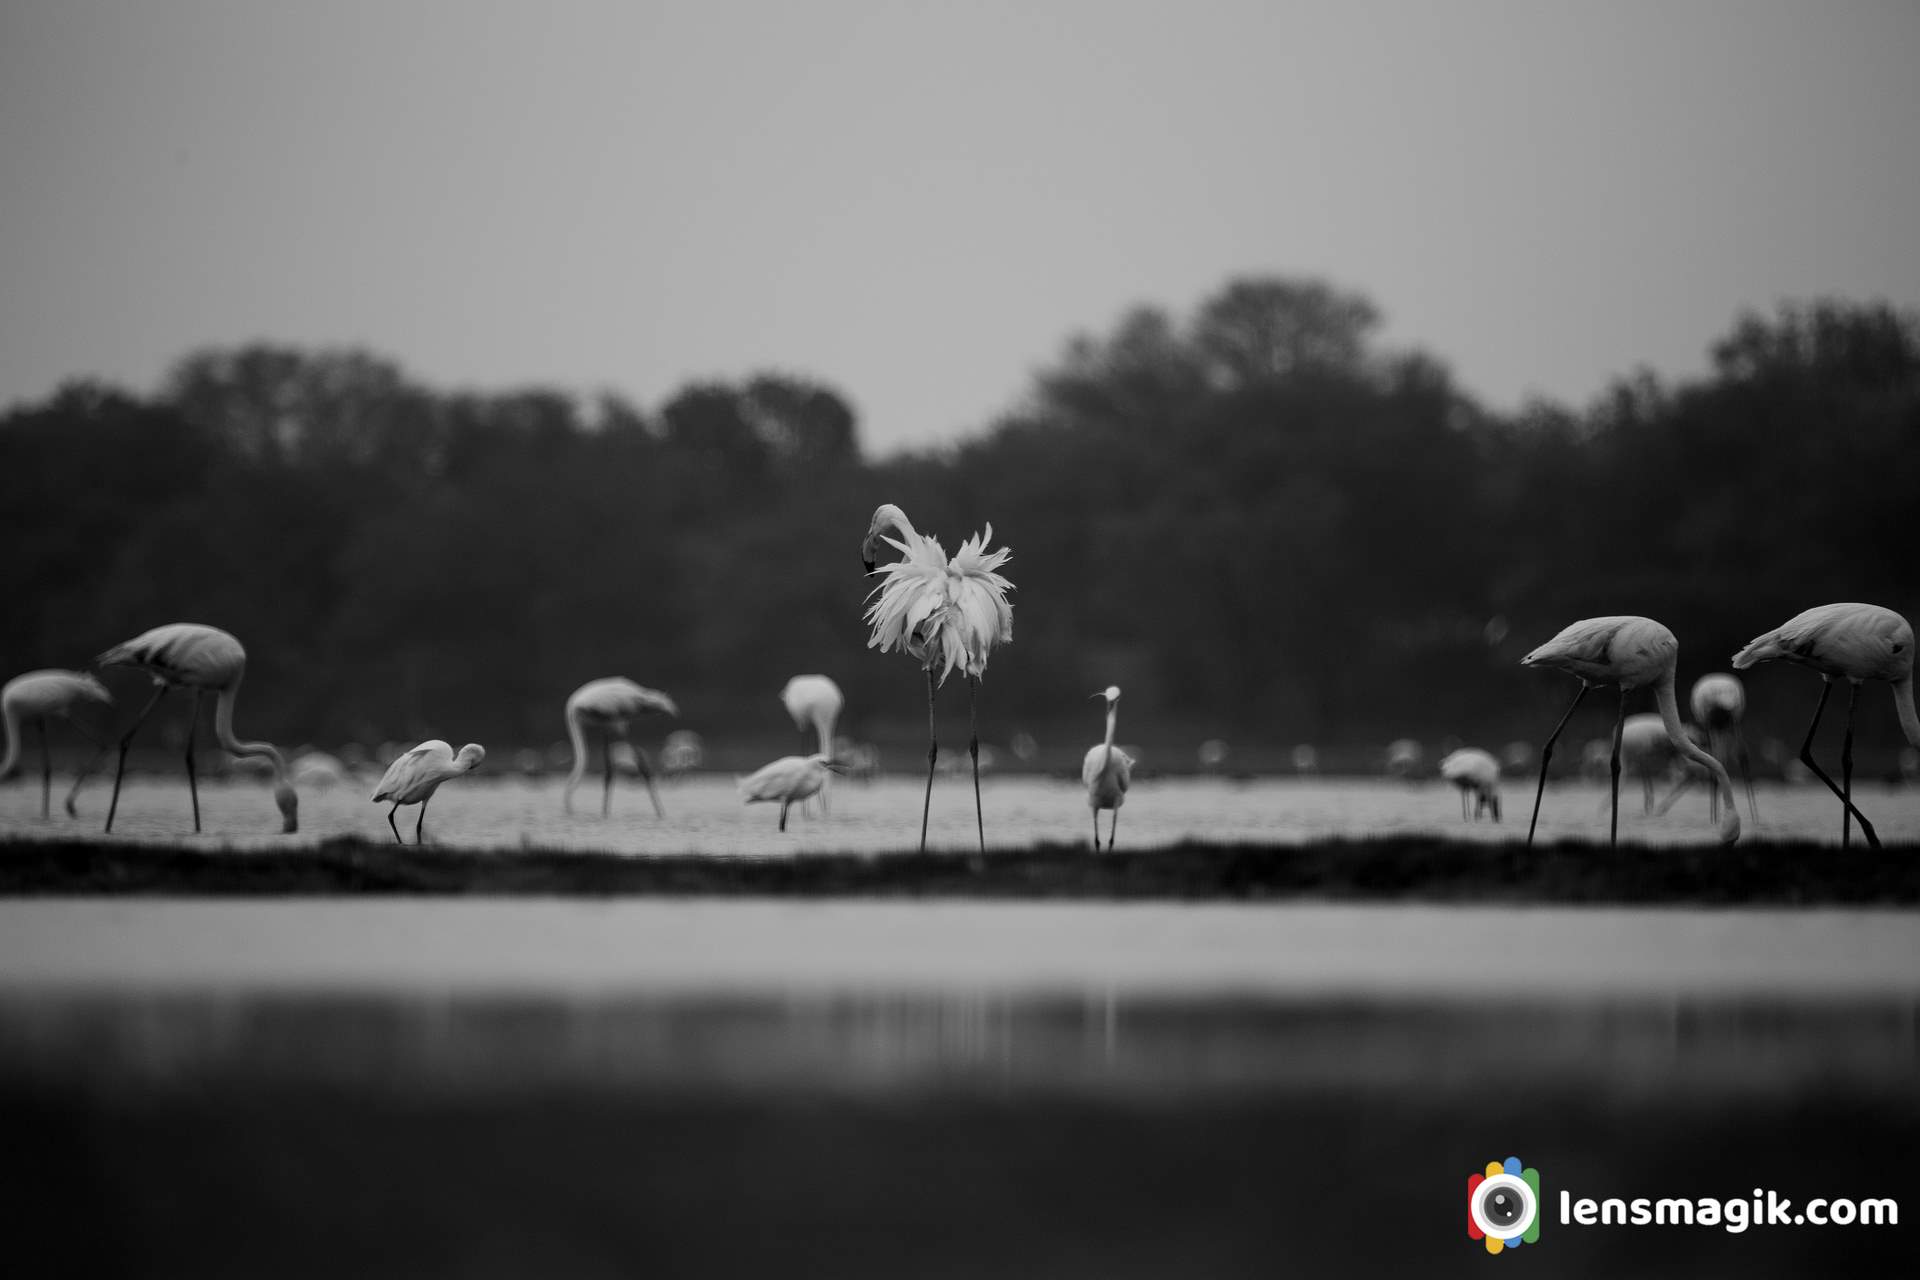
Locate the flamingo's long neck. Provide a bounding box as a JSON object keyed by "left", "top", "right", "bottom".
{"left": 814, "top": 709, "right": 834, "bottom": 758}
{"left": 1653, "top": 674, "right": 1739, "bottom": 843}
{"left": 1894, "top": 678, "right": 1920, "bottom": 751}
{"left": 212, "top": 682, "right": 287, "bottom": 783}
{"left": 0, "top": 699, "right": 22, "bottom": 777}
{"left": 563, "top": 706, "right": 589, "bottom": 808}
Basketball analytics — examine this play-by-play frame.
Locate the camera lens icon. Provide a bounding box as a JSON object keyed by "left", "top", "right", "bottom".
{"left": 1467, "top": 1157, "right": 1541, "bottom": 1254}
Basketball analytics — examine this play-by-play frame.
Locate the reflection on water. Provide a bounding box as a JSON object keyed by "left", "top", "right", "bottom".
{"left": 5, "top": 776, "right": 1919, "bottom": 852}
{"left": 3, "top": 991, "right": 1915, "bottom": 1100}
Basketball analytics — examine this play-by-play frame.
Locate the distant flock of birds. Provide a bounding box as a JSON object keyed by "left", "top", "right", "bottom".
{"left": 4, "top": 504, "right": 1918, "bottom": 851}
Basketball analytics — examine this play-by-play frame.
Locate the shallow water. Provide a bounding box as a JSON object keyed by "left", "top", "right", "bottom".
{"left": 4, "top": 773, "right": 1917, "bottom": 853}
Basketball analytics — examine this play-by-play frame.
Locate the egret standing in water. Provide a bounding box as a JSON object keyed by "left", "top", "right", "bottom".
{"left": 1, "top": 670, "right": 113, "bottom": 818}
{"left": 562, "top": 678, "right": 678, "bottom": 818}
{"left": 1520, "top": 616, "right": 1738, "bottom": 848}
{"left": 371, "top": 740, "right": 485, "bottom": 844}
{"left": 1733, "top": 603, "right": 1918, "bottom": 850}
{"left": 862, "top": 503, "right": 1014, "bottom": 855}
{"left": 1081, "top": 686, "right": 1134, "bottom": 851}
{"left": 93, "top": 623, "right": 298, "bottom": 834}
{"left": 737, "top": 753, "right": 845, "bottom": 832}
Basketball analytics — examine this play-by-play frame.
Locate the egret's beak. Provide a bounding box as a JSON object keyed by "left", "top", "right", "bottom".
{"left": 1090, "top": 692, "right": 1107, "bottom": 701}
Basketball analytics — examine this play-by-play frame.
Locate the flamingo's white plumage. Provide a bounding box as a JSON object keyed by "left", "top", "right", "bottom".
{"left": 371, "top": 740, "right": 485, "bottom": 844}
{"left": 1081, "top": 685, "right": 1134, "bottom": 850}
{"left": 563, "top": 678, "right": 678, "bottom": 817}
{"left": 737, "top": 753, "right": 844, "bottom": 831}
{"left": 1733, "top": 602, "right": 1918, "bottom": 849}
{"left": 1688, "top": 672, "right": 1761, "bottom": 825}
{"left": 862, "top": 503, "right": 1014, "bottom": 855}
{"left": 781, "top": 674, "right": 844, "bottom": 815}
{"left": 1437, "top": 747, "right": 1501, "bottom": 822}
{"left": 1, "top": 670, "right": 114, "bottom": 818}
{"left": 94, "top": 623, "right": 298, "bottom": 834}
{"left": 1520, "top": 615, "right": 1738, "bottom": 846}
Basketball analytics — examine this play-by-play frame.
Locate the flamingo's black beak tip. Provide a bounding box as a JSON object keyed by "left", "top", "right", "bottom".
{"left": 861, "top": 558, "right": 875, "bottom": 575}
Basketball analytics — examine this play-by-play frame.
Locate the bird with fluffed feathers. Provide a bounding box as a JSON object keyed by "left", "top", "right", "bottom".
{"left": 861, "top": 503, "right": 1014, "bottom": 856}
{"left": 91, "top": 623, "right": 298, "bottom": 834}
{"left": 2, "top": 669, "right": 114, "bottom": 819}
{"left": 737, "top": 753, "right": 844, "bottom": 832}
{"left": 1520, "top": 615, "right": 1738, "bottom": 847}
{"left": 1733, "top": 602, "right": 1918, "bottom": 850}
{"left": 371, "top": 740, "right": 486, "bottom": 844}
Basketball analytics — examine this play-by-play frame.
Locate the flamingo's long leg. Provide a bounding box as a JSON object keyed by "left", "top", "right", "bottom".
{"left": 1797, "top": 679, "right": 1880, "bottom": 849}
{"left": 1108, "top": 807, "right": 1118, "bottom": 852}
{"left": 967, "top": 675, "right": 985, "bottom": 858}
{"left": 416, "top": 796, "right": 429, "bottom": 845}
{"left": 1609, "top": 688, "right": 1628, "bottom": 849}
{"left": 63, "top": 717, "right": 110, "bottom": 817}
{"left": 184, "top": 689, "right": 202, "bottom": 834}
{"left": 388, "top": 804, "right": 403, "bottom": 845}
{"left": 1091, "top": 809, "right": 1100, "bottom": 852}
{"left": 1526, "top": 683, "right": 1589, "bottom": 847}
{"left": 779, "top": 799, "right": 790, "bottom": 833}
{"left": 636, "top": 747, "right": 664, "bottom": 819}
{"left": 1842, "top": 681, "right": 1860, "bottom": 851}
{"left": 602, "top": 729, "right": 615, "bottom": 819}
{"left": 1734, "top": 726, "right": 1760, "bottom": 824}
{"left": 105, "top": 682, "right": 170, "bottom": 834}
{"left": 919, "top": 667, "right": 937, "bottom": 855}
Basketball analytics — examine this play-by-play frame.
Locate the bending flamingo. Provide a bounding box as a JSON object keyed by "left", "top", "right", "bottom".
{"left": 1081, "top": 685, "right": 1134, "bottom": 850}
{"left": 371, "top": 740, "right": 486, "bottom": 844}
{"left": 1733, "top": 603, "right": 1918, "bottom": 850}
{"left": 1, "top": 670, "right": 114, "bottom": 818}
{"left": 93, "top": 623, "right": 298, "bottom": 834}
{"left": 1438, "top": 747, "right": 1502, "bottom": 822}
{"left": 1689, "top": 672, "right": 1761, "bottom": 826}
{"left": 1520, "top": 616, "right": 1738, "bottom": 847}
{"left": 563, "top": 678, "right": 678, "bottom": 817}
{"left": 780, "top": 674, "right": 844, "bottom": 813}
{"left": 862, "top": 503, "right": 1014, "bottom": 855}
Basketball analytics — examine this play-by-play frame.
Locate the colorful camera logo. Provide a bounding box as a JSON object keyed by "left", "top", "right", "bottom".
{"left": 1467, "top": 1157, "right": 1541, "bottom": 1254}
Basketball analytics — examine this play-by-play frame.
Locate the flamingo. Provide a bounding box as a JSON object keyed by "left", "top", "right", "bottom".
{"left": 1733, "top": 603, "right": 1918, "bottom": 850}
{"left": 1689, "top": 673, "right": 1761, "bottom": 825}
{"left": 1520, "top": 616, "right": 1738, "bottom": 847}
{"left": 1438, "top": 747, "right": 1501, "bottom": 822}
{"left": 1, "top": 670, "right": 114, "bottom": 818}
{"left": 371, "top": 740, "right": 485, "bottom": 844}
{"left": 861, "top": 503, "right": 1014, "bottom": 855}
{"left": 781, "top": 674, "right": 844, "bottom": 813}
{"left": 93, "top": 624, "right": 298, "bottom": 834}
{"left": 737, "top": 753, "right": 845, "bottom": 831}
{"left": 1081, "top": 685, "right": 1135, "bottom": 850}
{"left": 562, "top": 678, "right": 678, "bottom": 817}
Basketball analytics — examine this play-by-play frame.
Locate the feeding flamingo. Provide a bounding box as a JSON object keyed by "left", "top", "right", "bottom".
{"left": 371, "top": 740, "right": 486, "bottom": 844}
{"left": 562, "top": 678, "right": 678, "bottom": 817}
{"left": 1438, "top": 747, "right": 1501, "bottom": 822}
{"left": 92, "top": 623, "right": 298, "bottom": 834}
{"left": 862, "top": 503, "right": 1014, "bottom": 855}
{"left": 1733, "top": 603, "right": 1918, "bottom": 850}
{"left": 1, "top": 670, "right": 114, "bottom": 818}
{"left": 1689, "top": 672, "right": 1761, "bottom": 825}
{"left": 1520, "top": 616, "right": 1738, "bottom": 847}
{"left": 781, "top": 674, "right": 844, "bottom": 813}
{"left": 1081, "top": 685, "right": 1134, "bottom": 850}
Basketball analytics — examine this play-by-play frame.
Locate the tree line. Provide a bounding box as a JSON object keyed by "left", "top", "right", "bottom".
{"left": 4, "top": 278, "right": 1916, "bottom": 772}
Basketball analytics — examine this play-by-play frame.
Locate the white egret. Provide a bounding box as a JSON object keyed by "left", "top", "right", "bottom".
{"left": 1081, "top": 686, "right": 1134, "bottom": 851}
{"left": 737, "top": 753, "right": 844, "bottom": 832}
{"left": 371, "top": 740, "right": 485, "bottom": 844}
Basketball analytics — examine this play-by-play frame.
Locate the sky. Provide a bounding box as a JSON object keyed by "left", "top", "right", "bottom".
{"left": 3, "top": 0, "right": 1917, "bottom": 452}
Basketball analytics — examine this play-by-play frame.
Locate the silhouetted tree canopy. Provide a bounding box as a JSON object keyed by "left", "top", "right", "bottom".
{"left": 4, "top": 279, "right": 1916, "bottom": 768}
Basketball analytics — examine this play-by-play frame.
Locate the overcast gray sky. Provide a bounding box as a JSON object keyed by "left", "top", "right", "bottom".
{"left": 3, "top": 0, "right": 1916, "bottom": 451}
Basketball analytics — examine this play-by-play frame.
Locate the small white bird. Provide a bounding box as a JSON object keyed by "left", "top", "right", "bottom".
{"left": 563, "top": 678, "right": 679, "bottom": 817}
{"left": 1, "top": 669, "right": 114, "bottom": 818}
{"left": 1734, "top": 602, "right": 1919, "bottom": 849}
{"left": 371, "top": 740, "right": 485, "bottom": 844}
{"left": 1438, "top": 747, "right": 1502, "bottom": 822}
{"left": 737, "top": 753, "right": 845, "bottom": 831}
{"left": 1521, "top": 615, "right": 1738, "bottom": 847}
{"left": 1081, "top": 686, "right": 1135, "bottom": 851}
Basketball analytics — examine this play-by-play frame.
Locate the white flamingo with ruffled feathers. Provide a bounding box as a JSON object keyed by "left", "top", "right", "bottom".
{"left": 1733, "top": 602, "right": 1918, "bottom": 850}
{"left": 861, "top": 503, "right": 1014, "bottom": 855}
